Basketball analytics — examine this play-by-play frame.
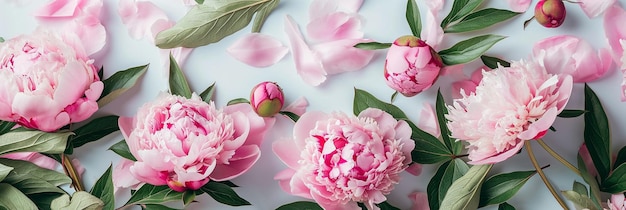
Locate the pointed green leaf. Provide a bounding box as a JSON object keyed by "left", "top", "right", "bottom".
{"left": 98, "top": 64, "right": 149, "bottom": 107}
{"left": 600, "top": 163, "right": 626, "bottom": 193}
{"left": 436, "top": 89, "right": 462, "bottom": 155}
{"left": 279, "top": 111, "right": 300, "bottom": 122}
{"left": 376, "top": 201, "right": 400, "bottom": 210}
{"left": 440, "top": 164, "right": 492, "bottom": 210}
{"left": 29, "top": 192, "right": 64, "bottom": 210}
{"left": 169, "top": 54, "right": 192, "bottom": 99}
{"left": 427, "top": 159, "right": 469, "bottom": 210}
{"left": 583, "top": 84, "right": 611, "bottom": 181}
{"left": 143, "top": 204, "right": 180, "bottom": 210}
{"left": 354, "top": 42, "right": 392, "bottom": 50}
{"left": 441, "top": 0, "right": 484, "bottom": 28}
{"left": 0, "top": 130, "right": 71, "bottom": 155}
{"left": 199, "top": 82, "right": 216, "bottom": 103}
{"left": 0, "top": 158, "right": 71, "bottom": 195}
{"left": 90, "top": 165, "right": 114, "bottom": 210}
{"left": 0, "top": 163, "right": 13, "bottom": 181}
{"left": 573, "top": 181, "right": 588, "bottom": 197}
{"left": 558, "top": 109, "right": 587, "bottom": 118}
{"left": 98, "top": 66, "right": 104, "bottom": 82}
{"left": 439, "top": 35, "right": 506, "bottom": 66}
{"left": 195, "top": 0, "right": 204, "bottom": 4}
{"left": 126, "top": 185, "right": 183, "bottom": 206}
{"left": 0, "top": 121, "right": 16, "bottom": 135}
{"left": 156, "top": 0, "right": 280, "bottom": 48}
{"left": 562, "top": 190, "right": 598, "bottom": 210}
{"left": 406, "top": 0, "right": 421, "bottom": 37}
{"left": 0, "top": 37, "right": 4, "bottom": 42}
{"left": 498, "top": 202, "right": 515, "bottom": 210}
{"left": 445, "top": 9, "right": 520, "bottom": 33}
{"left": 251, "top": 0, "right": 279, "bottom": 32}
{"left": 480, "top": 55, "right": 510, "bottom": 69}
{"left": 182, "top": 191, "right": 196, "bottom": 206}
{"left": 217, "top": 180, "right": 239, "bottom": 188}
{"left": 353, "top": 88, "right": 409, "bottom": 119}
{"left": 614, "top": 146, "right": 626, "bottom": 169}
{"left": 72, "top": 116, "right": 120, "bottom": 149}
{"left": 276, "top": 201, "right": 322, "bottom": 210}
{"left": 577, "top": 155, "right": 602, "bottom": 208}
{"left": 51, "top": 191, "right": 104, "bottom": 210}
{"left": 109, "top": 140, "right": 137, "bottom": 161}
{"left": 201, "top": 182, "right": 251, "bottom": 206}
{"left": 479, "top": 170, "right": 536, "bottom": 207}
{"left": 227, "top": 98, "right": 250, "bottom": 106}
{"left": 0, "top": 183, "right": 38, "bottom": 209}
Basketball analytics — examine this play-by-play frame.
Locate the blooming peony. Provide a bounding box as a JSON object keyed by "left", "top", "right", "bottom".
{"left": 115, "top": 93, "right": 274, "bottom": 192}
{"left": 273, "top": 108, "right": 414, "bottom": 210}
{"left": 608, "top": 194, "right": 626, "bottom": 210}
{"left": 446, "top": 60, "right": 572, "bottom": 164}
{"left": 0, "top": 30, "right": 103, "bottom": 132}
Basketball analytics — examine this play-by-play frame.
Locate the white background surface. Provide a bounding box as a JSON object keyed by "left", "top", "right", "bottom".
{"left": 2, "top": 0, "right": 626, "bottom": 209}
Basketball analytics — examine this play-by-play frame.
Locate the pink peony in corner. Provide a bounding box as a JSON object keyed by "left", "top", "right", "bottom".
{"left": 115, "top": 92, "right": 274, "bottom": 192}
{"left": 604, "top": 4, "right": 626, "bottom": 101}
{"left": 532, "top": 35, "right": 612, "bottom": 83}
{"left": 273, "top": 108, "right": 414, "bottom": 210}
{"left": 608, "top": 194, "right": 626, "bottom": 210}
{"left": 0, "top": 29, "right": 103, "bottom": 132}
{"left": 446, "top": 60, "right": 572, "bottom": 164}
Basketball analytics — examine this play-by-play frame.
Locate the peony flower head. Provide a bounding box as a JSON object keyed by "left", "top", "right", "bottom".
{"left": 0, "top": 29, "right": 103, "bottom": 132}
{"left": 384, "top": 35, "right": 443, "bottom": 97}
{"left": 117, "top": 92, "right": 274, "bottom": 192}
{"left": 250, "top": 81, "right": 285, "bottom": 117}
{"left": 446, "top": 60, "right": 572, "bottom": 164}
{"left": 534, "top": 0, "right": 566, "bottom": 28}
{"left": 273, "top": 108, "right": 414, "bottom": 210}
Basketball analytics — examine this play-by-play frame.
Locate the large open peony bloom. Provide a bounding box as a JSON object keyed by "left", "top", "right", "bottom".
{"left": 116, "top": 93, "right": 274, "bottom": 192}
{"left": 273, "top": 108, "right": 414, "bottom": 210}
{"left": 0, "top": 29, "right": 103, "bottom": 132}
{"left": 446, "top": 60, "right": 572, "bottom": 164}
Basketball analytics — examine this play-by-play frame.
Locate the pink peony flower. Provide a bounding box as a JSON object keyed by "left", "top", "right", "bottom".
{"left": 250, "top": 81, "right": 285, "bottom": 117}
{"left": 273, "top": 108, "right": 414, "bottom": 210}
{"left": 608, "top": 194, "right": 626, "bottom": 210}
{"left": 451, "top": 66, "right": 487, "bottom": 99}
{"left": 532, "top": 35, "right": 612, "bottom": 83}
{"left": 446, "top": 60, "right": 572, "bottom": 164}
{"left": 384, "top": 35, "right": 443, "bottom": 97}
{"left": 0, "top": 29, "right": 103, "bottom": 132}
{"left": 116, "top": 93, "right": 274, "bottom": 192}
{"left": 534, "top": 0, "right": 566, "bottom": 28}
{"left": 603, "top": 4, "right": 626, "bottom": 101}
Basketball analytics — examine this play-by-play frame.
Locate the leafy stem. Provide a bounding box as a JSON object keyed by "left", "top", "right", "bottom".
{"left": 537, "top": 139, "right": 582, "bottom": 176}
{"left": 525, "top": 141, "right": 569, "bottom": 209}
{"left": 61, "top": 154, "right": 84, "bottom": 191}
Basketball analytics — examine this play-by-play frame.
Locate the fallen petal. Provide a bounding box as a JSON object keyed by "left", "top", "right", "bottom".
{"left": 579, "top": 0, "right": 616, "bottom": 18}
{"left": 307, "top": 12, "right": 363, "bottom": 42}
{"left": 507, "top": 0, "right": 532, "bottom": 13}
{"left": 284, "top": 15, "right": 327, "bottom": 86}
{"left": 227, "top": 33, "right": 288, "bottom": 68}
{"left": 312, "top": 38, "right": 374, "bottom": 75}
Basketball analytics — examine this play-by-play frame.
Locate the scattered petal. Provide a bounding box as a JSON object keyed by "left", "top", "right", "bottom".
{"left": 422, "top": 9, "right": 444, "bottom": 49}
{"left": 283, "top": 97, "right": 308, "bottom": 116}
{"left": 118, "top": 0, "right": 169, "bottom": 40}
{"left": 307, "top": 12, "right": 363, "bottom": 42}
{"left": 409, "top": 192, "right": 430, "bottom": 210}
{"left": 227, "top": 33, "right": 288, "bottom": 68}
{"left": 417, "top": 103, "right": 440, "bottom": 138}
{"left": 312, "top": 38, "right": 374, "bottom": 75}
{"left": 507, "top": 0, "right": 532, "bottom": 13}
{"left": 284, "top": 15, "right": 327, "bottom": 86}
{"left": 579, "top": 0, "right": 616, "bottom": 18}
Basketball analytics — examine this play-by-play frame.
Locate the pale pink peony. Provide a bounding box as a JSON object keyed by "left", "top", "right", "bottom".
{"left": 273, "top": 108, "right": 414, "bottom": 210}
{"left": 446, "top": 60, "right": 572, "bottom": 164}
{"left": 608, "top": 194, "right": 626, "bottom": 210}
{"left": 384, "top": 35, "right": 443, "bottom": 97}
{"left": 604, "top": 4, "right": 626, "bottom": 101}
{"left": 0, "top": 30, "right": 103, "bottom": 132}
{"left": 532, "top": 35, "right": 612, "bottom": 83}
{"left": 115, "top": 93, "right": 274, "bottom": 192}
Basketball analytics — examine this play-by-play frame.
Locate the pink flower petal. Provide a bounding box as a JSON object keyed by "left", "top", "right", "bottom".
{"left": 118, "top": 0, "right": 169, "bottom": 40}
{"left": 309, "top": 0, "right": 363, "bottom": 20}
{"left": 284, "top": 15, "right": 327, "bottom": 86}
{"left": 422, "top": 9, "right": 444, "bottom": 50}
{"left": 579, "top": 144, "right": 598, "bottom": 177}
{"left": 409, "top": 192, "right": 430, "bottom": 210}
{"left": 113, "top": 159, "right": 142, "bottom": 191}
{"left": 312, "top": 38, "right": 374, "bottom": 75}
{"left": 604, "top": 5, "right": 626, "bottom": 67}
{"left": 425, "top": 0, "right": 444, "bottom": 13}
{"left": 35, "top": 0, "right": 79, "bottom": 17}
{"left": 210, "top": 145, "right": 260, "bottom": 181}
{"left": 273, "top": 139, "right": 301, "bottom": 169}
{"left": 307, "top": 12, "right": 363, "bottom": 42}
{"left": 405, "top": 163, "right": 423, "bottom": 176}
{"left": 1, "top": 152, "right": 58, "bottom": 170}
{"left": 580, "top": 0, "right": 616, "bottom": 18}
{"left": 507, "top": 0, "right": 532, "bottom": 13}
{"left": 518, "top": 107, "right": 558, "bottom": 140}
{"left": 468, "top": 140, "right": 525, "bottom": 165}
{"left": 226, "top": 33, "right": 288, "bottom": 68}
{"left": 283, "top": 97, "right": 308, "bottom": 116}
{"left": 417, "top": 103, "right": 440, "bottom": 138}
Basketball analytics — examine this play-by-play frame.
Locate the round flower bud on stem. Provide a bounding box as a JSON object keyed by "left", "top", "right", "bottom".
{"left": 535, "top": 0, "right": 566, "bottom": 28}
{"left": 250, "top": 81, "right": 284, "bottom": 117}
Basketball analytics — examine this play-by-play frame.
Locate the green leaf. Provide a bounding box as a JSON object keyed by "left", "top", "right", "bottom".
{"left": 182, "top": 191, "right": 196, "bottom": 206}
{"left": 0, "top": 37, "right": 4, "bottom": 42}
{"left": 445, "top": 9, "right": 519, "bottom": 33}
{"left": 51, "top": 191, "right": 104, "bottom": 210}
{"left": 0, "top": 130, "right": 71, "bottom": 155}
{"left": 251, "top": 0, "right": 279, "bottom": 32}
{"left": 583, "top": 84, "right": 611, "bottom": 181}
{"left": 573, "top": 181, "right": 588, "bottom": 197}
{"left": 405, "top": 0, "right": 421, "bottom": 37}
{"left": 108, "top": 140, "right": 137, "bottom": 161}
{"left": 90, "top": 165, "right": 114, "bottom": 210}
{"left": 143, "top": 204, "right": 180, "bottom": 210}
{"left": 498, "top": 202, "right": 515, "bottom": 210}
{"left": 169, "top": 54, "right": 192, "bottom": 99}
{"left": 98, "top": 64, "right": 149, "bottom": 107}
{"left": 353, "top": 89, "right": 409, "bottom": 119}
{"left": 0, "top": 163, "right": 13, "bottom": 181}
{"left": 600, "top": 163, "right": 626, "bottom": 193}
{"left": 29, "top": 192, "right": 64, "bottom": 210}
{"left": 276, "top": 201, "right": 323, "bottom": 210}
{"left": 0, "top": 158, "right": 71, "bottom": 195}
{"left": 195, "top": 0, "right": 204, "bottom": 4}
{"left": 0, "top": 121, "right": 16, "bottom": 135}
{"left": 126, "top": 185, "right": 183, "bottom": 206}
{"left": 217, "top": 180, "right": 239, "bottom": 188}
{"left": 479, "top": 170, "right": 536, "bottom": 207}
{"left": 227, "top": 98, "right": 250, "bottom": 105}
{"left": 201, "top": 182, "right": 251, "bottom": 206}
{"left": 0, "top": 183, "right": 38, "bottom": 209}
{"left": 376, "top": 201, "right": 400, "bottom": 210}
{"left": 562, "top": 190, "right": 598, "bottom": 210}
{"left": 156, "top": 0, "right": 280, "bottom": 48}
{"left": 480, "top": 55, "right": 510, "bottom": 69}
{"left": 353, "top": 42, "right": 392, "bottom": 50}
{"left": 98, "top": 66, "right": 104, "bottom": 82}
{"left": 71, "top": 116, "right": 120, "bottom": 149}
{"left": 577, "top": 155, "right": 603, "bottom": 208}
{"left": 436, "top": 89, "right": 462, "bottom": 155}
{"left": 441, "top": 0, "right": 484, "bottom": 28}
{"left": 614, "top": 146, "right": 626, "bottom": 169}
{"left": 199, "top": 82, "right": 216, "bottom": 103}
{"left": 438, "top": 35, "right": 506, "bottom": 66}
{"left": 427, "top": 159, "right": 469, "bottom": 210}
{"left": 440, "top": 164, "right": 492, "bottom": 210}
{"left": 279, "top": 111, "right": 300, "bottom": 122}
{"left": 558, "top": 109, "right": 587, "bottom": 118}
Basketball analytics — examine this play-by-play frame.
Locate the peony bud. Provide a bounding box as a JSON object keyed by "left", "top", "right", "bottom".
{"left": 250, "top": 81, "right": 285, "bottom": 117}
{"left": 534, "top": 0, "right": 566, "bottom": 28}
{"left": 384, "top": 35, "right": 443, "bottom": 97}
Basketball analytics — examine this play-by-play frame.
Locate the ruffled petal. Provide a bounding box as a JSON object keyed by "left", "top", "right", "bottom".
{"left": 210, "top": 145, "right": 260, "bottom": 181}
{"left": 284, "top": 15, "right": 327, "bottom": 86}
{"left": 226, "top": 33, "right": 288, "bottom": 68}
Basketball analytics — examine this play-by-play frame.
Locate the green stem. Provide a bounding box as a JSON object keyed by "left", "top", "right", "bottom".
{"left": 536, "top": 139, "right": 581, "bottom": 176}
{"left": 525, "top": 141, "right": 569, "bottom": 210}
{"left": 61, "top": 154, "right": 84, "bottom": 192}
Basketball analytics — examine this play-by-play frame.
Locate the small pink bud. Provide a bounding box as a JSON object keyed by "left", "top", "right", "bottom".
{"left": 534, "top": 0, "right": 566, "bottom": 28}
{"left": 384, "top": 35, "right": 443, "bottom": 97}
{"left": 250, "top": 81, "right": 285, "bottom": 117}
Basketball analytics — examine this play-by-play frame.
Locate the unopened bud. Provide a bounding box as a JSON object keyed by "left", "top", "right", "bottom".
{"left": 250, "top": 81, "right": 284, "bottom": 117}
{"left": 534, "top": 0, "right": 566, "bottom": 28}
